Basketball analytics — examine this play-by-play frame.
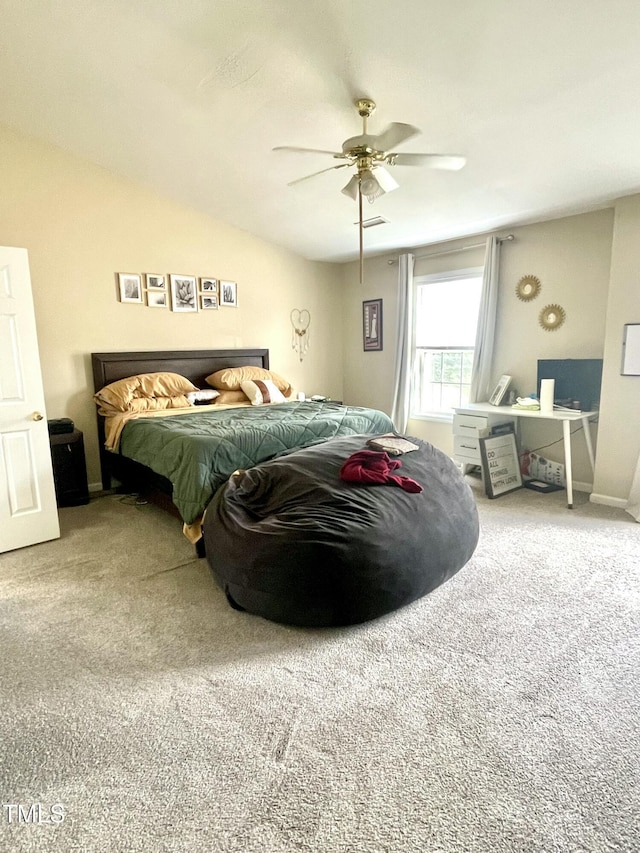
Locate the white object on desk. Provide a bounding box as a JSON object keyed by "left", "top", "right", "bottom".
{"left": 488, "top": 374, "right": 512, "bottom": 406}
{"left": 453, "top": 402, "right": 596, "bottom": 509}
{"left": 539, "top": 378, "right": 555, "bottom": 414}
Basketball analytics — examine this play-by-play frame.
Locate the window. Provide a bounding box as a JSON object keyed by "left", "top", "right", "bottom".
{"left": 411, "top": 268, "right": 483, "bottom": 417}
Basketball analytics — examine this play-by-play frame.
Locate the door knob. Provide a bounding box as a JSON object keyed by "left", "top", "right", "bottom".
{"left": 32, "top": 412, "right": 44, "bottom": 421}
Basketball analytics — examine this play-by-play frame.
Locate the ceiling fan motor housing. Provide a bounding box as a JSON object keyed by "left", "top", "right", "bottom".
{"left": 341, "top": 136, "right": 387, "bottom": 157}
{"left": 357, "top": 98, "right": 376, "bottom": 117}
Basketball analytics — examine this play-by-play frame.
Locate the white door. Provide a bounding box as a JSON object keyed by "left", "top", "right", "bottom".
{"left": 0, "top": 246, "right": 59, "bottom": 552}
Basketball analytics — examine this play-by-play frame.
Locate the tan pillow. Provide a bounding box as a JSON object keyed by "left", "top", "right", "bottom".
{"left": 137, "top": 372, "right": 198, "bottom": 398}
{"left": 127, "top": 395, "right": 192, "bottom": 412}
{"left": 214, "top": 389, "right": 250, "bottom": 405}
{"left": 95, "top": 376, "right": 142, "bottom": 411}
{"left": 241, "top": 379, "right": 286, "bottom": 406}
{"left": 95, "top": 372, "right": 198, "bottom": 412}
{"left": 206, "top": 366, "right": 292, "bottom": 396}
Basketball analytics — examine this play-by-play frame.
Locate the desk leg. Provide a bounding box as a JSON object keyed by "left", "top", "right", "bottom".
{"left": 562, "top": 419, "right": 573, "bottom": 509}
{"left": 581, "top": 415, "right": 596, "bottom": 474}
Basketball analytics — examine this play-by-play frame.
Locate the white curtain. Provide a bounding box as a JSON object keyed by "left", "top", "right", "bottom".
{"left": 469, "top": 235, "right": 501, "bottom": 403}
{"left": 627, "top": 451, "right": 640, "bottom": 522}
{"left": 390, "top": 253, "right": 415, "bottom": 433}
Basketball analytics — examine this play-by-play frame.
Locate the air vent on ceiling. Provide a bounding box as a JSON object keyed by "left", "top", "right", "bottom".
{"left": 354, "top": 216, "right": 389, "bottom": 229}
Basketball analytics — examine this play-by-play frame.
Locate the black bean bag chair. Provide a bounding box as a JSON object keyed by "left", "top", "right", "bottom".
{"left": 203, "top": 434, "right": 479, "bottom": 627}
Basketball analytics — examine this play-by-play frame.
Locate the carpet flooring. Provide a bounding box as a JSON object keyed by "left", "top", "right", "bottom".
{"left": 0, "top": 480, "right": 638, "bottom": 852}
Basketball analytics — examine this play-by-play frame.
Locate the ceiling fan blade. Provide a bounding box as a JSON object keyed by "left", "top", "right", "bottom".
{"left": 287, "top": 162, "right": 351, "bottom": 186}
{"left": 386, "top": 153, "right": 466, "bottom": 170}
{"left": 273, "top": 146, "right": 347, "bottom": 158}
{"left": 372, "top": 122, "right": 420, "bottom": 152}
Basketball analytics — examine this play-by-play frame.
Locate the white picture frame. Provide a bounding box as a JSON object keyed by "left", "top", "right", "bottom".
{"left": 621, "top": 323, "right": 640, "bottom": 376}
{"left": 118, "top": 273, "right": 143, "bottom": 304}
{"left": 200, "top": 293, "right": 219, "bottom": 310}
{"left": 145, "top": 273, "right": 166, "bottom": 290}
{"left": 147, "top": 290, "right": 168, "bottom": 308}
{"left": 169, "top": 274, "right": 198, "bottom": 313}
{"left": 220, "top": 280, "right": 238, "bottom": 307}
{"left": 488, "top": 374, "right": 512, "bottom": 406}
{"left": 200, "top": 278, "right": 217, "bottom": 292}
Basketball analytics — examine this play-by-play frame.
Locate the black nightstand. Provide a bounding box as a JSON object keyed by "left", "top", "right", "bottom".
{"left": 49, "top": 429, "right": 90, "bottom": 507}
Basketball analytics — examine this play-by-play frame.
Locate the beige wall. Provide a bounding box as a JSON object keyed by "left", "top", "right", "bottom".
{"left": 0, "top": 124, "right": 343, "bottom": 487}
{"left": 342, "top": 210, "right": 617, "bottom": 492}
{"left": 592, "top": 195, "right": 640, "bottom": 504}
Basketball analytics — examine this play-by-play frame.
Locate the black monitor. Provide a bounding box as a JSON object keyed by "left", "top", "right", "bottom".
{"left": 537, "top": 359, "right": 603, "bottom": 410}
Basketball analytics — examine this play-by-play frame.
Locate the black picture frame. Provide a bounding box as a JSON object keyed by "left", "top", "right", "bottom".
{"left": 363, "top": 299, "right": 383, "bottom": 351}
{"left": 479, "top": 432, "right": 523, "bottom": 499}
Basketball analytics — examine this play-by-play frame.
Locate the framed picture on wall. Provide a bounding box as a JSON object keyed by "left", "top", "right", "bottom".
{"left": 147, "top": 290, "right": 167, "bottom": 308}
{"left": 220, "top": 280, "right": 238, "bottom": 307}
{"left": 201, "top": 293, "right": 219, "bottom": 310}
{"left": 200, "top": 278, "right": 218, "bottom": 292}
{"left": 363, "top": 298, "right": 383, "bottom": 351}
{"left": 169, "top": 274, "right": 198, "bottom": 312}
{"left": 117, "top": 273, "right": 143, "bottom": 303}
{"left": 145, "top": 273, "right": 166, "bottom": 290}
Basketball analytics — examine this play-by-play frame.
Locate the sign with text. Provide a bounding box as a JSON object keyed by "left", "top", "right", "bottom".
{"left": 479, "top": 432, "right": 523, "bottom": 498}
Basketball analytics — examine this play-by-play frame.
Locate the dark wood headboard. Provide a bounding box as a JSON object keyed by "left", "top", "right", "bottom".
{"left": 91, "top": 348, "right": 270, "bottom": 393}
{"left": 90, "top": 348, "right": 270, "bottom": 490}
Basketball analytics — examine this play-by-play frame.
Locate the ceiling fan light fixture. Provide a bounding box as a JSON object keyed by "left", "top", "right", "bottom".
{"left": 359, "top": 169, "right": 382, "bottom": 199}
{"left": 341, "top": 175, "right": 360, "bottom": 200}
{"left": 373, "top": 166, "right": 399, "bottom": 193}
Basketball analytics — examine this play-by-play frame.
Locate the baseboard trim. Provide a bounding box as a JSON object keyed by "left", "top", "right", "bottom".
{"left": 590, "top": 493, "right": 628, "bottom": 509}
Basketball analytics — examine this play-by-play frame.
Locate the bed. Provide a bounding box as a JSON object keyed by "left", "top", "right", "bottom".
{"left": 91, "top": 349, "right": 395, "bottom": 546}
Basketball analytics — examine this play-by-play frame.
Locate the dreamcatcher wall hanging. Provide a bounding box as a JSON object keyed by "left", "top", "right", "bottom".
{"left": 291, "top": 309, "right": 311, "bottom": 361}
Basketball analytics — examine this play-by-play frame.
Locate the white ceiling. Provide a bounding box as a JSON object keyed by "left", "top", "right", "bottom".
{"left": 2, "top": 1, "right": 640, "bottom": 263}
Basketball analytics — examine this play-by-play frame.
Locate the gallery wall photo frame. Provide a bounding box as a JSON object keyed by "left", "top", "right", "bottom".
{"left": 201, "top": 293, "right": 219, "bottom": 310}
{"left": 621, "top": 323, "right": 640, "bottom": 375}
{"left": 169, "top": 274, "right": 198, "bottom": 312}
{"left": 117, "top": 273, "right": 143, "bottom": 304}
{"left": 145, "top": 273, "right": 166, "bottom": 290}
{"left": 220, "top": 280, "right": 238, "bottom": 307}
{"left": 363, "top": 298, "right": 383, "bottom": 351}
{"left": 147, "top": 290, "right": 168, "bottom": 308}
{"left": 200, "top": 277, "right": 218, "bottom": 293}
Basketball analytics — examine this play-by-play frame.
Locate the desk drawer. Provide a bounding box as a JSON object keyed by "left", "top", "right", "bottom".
{"left": 453, "top": 414, "right": 489, "bottom": 438}
{"left": 453, "top": 435, "right": 482, "bottom": 462}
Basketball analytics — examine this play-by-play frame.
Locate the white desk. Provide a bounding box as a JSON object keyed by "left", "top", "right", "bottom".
{"left": 453, "top": 402, "right": 597, "bottom": 508}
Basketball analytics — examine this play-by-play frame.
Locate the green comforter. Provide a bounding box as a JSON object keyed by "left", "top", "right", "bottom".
{"left": 118, "top": 401, "right": 395, "bottom": 524}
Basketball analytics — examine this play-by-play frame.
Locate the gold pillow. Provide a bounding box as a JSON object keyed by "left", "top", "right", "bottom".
{"left": 127, "top": 395, "right": 192, "bottom": 412}
{"left": 95, "top": 372, "right": 198, "bottom": 412}
{"left": 213, "top": 389, "right": 250, "bottom": 405}
{"left": 206, "top": 366, "right": 292, "bottom": 396}
{"left": 137, "top": 372, "right": 198, "bottom": 398}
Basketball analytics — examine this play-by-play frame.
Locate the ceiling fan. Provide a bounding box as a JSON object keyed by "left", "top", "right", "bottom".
{"left": 274, "top": 98, "right": 466, "bottom": 282}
